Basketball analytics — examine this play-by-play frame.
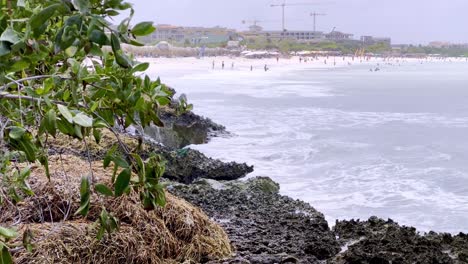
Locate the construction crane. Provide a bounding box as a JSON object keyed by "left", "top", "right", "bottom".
{"left": 271, "top": 1, "right": 331, "bottom": 31}
{"left": 310, "top": 12, "right": 326, "bottom": 32}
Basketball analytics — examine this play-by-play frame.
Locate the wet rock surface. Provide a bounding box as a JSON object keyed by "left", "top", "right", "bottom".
{"left": 169, "top": 176, "right": 468, "bottom": 264}
{"left": 48, "top": 132, "right": 252, "bottom": 184}
{"left": 169, "top": 177, "right": 341, "bottom": 263}
{"left": 331, "top": 217, "right": 468, "bottom": 264}
{"left": 161, "top": 146, "right": 253, "bottom": 184}
{"left": 144, "top": 105, "right": 226, "bottom": 149}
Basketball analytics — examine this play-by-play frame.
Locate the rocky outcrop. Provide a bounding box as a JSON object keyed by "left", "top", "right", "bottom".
{"left": 331, "top": 217, "right": 468, "bottom": 264}
{"left": 162, "top": 147, "right": 253, "bottom": 184}
{"left": 48, "top": 132, "right": 253, "bottom": 184}
{"left": 169, "top": 177, "right": 341, "bottom": 263}
{"left": 144, "top": 105, "right": 226, "bottom": 149}
{"left": 167, "top": 176, "right": 468, "bottom": 264}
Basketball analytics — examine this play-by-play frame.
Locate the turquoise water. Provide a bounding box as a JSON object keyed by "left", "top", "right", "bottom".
{"left": 150, "top": 59, "right": 468, "bottom": 233}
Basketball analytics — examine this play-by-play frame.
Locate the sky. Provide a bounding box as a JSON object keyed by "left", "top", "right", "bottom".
{"left": 120, "top": 0, "right": 468, "bottom": 44}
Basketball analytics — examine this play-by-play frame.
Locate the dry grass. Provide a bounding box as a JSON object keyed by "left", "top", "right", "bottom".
{"left": 1, "top": 155, "right": 232, "bottom": 263}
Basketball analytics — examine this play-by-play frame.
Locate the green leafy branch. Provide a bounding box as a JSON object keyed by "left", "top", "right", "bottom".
{"left": 0, "top": 0, "right": 176, "bottom": 261}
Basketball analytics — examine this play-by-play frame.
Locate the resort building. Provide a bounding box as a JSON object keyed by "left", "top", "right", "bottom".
{"left": 361, "top": 36, "right": 392, "bottom": 45}
{"left": 145, "top": 24, "right": 238, "bottom": 45}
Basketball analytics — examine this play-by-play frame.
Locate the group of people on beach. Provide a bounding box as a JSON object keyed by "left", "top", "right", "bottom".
{"left": 209, "top": 55, "right": 465, "bottom": 74}
{"left": 212, "top": 60, "right": 270, "bottom": 72}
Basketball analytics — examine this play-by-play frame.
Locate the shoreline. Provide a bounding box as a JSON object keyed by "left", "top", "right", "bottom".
{"left": 140, "top": 55, "right": 468, "bottom": 236}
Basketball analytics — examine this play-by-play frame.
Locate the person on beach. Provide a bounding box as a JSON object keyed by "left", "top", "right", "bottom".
{"left": 299, "top": 57, "right": 302, "bottom": 63}
{"left": 276, "top": 56, "right": 279, "bottom": 63}
{"left": 212, "top": 60, "right": 215, "bottom": 69}
{"left": 264, "top": 64, "right": 269, "bottom": 72}
{"left": 231, "top": 62, "right": 234, "bottom": 69}
{"left": 222, "top": 61, "right": 225, "bottom": 69}
{"left": 250, "top": 65, "right": 253, "bottom": 71}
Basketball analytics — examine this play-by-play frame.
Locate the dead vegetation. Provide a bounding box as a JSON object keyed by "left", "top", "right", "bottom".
{"left": 0, "top": 155, "right": 232, "bottom": 263}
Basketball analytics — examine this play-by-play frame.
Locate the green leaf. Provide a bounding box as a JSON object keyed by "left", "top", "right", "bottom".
{"left": 113, "top": 156, "right": 129, "bottom": 169}
{"left": 73, "top": 113, "right": 93, "bottom": 127}
{"left": 115, "top": 50, "right": 132, "bottom": 68}
{"left": 95, "top": 184, "right": 113, "bottom": 197}
{"left": 114, "top": 169, "right": 131, "bottom": 197}
{"left": 15, "top": 137, "right": 37, "bottom": 162}
{"left": 0, "top": 41, "right": 11, "bottom": 57}
{"left": 0, "top": 227, "right": 17, "bottom": 239}
{"left": 75, "top": 195, "right": 90, "bottom": 216}
{"left": 93, "top": 128, "right": 102, "bottom": 144}
{"left": 154, "top": 184, "right": 166, "bottom": 207}
{"left": 8, "top": 127, "right": 25, "bottom": 140}
{"left": 129, "top": 39, "right": 145, "bottom": 46}
{"left": 57, "top": 119, "right": 75, "bottom": 135}
{"left": 89, "top": 29, "right": 108, "bottom": 45}
{"left": 57, "top": 105, "right": 74, "bottom": 124}
{"left": 39, "top": 155, "right": 50, "bottom": 180}
{"left": 19, "top": 167, "right": 31, "bottom": 180}
{"left": 0, "top": 245, "right": 13, "bottom": 264}
{"left": 131, "top": 22, "right": 155, "bottom": 36}
{"left": 30, "top": 4, "right": 61, "bottom": 30}
{"left": 106, "top": 10, "right": 120, "bottom": 16}
{"left": 72, "top": 0, "right": 90, "bottom": 14}
{"left": 110, "top": 33, "right": 121, "bottom": 53}
{"left": 103, "top": 156, "right": 112, "bottom": 169}
{"left": 0, "top": 28, "right": 21, "bottom": 45}
{"left": 10, "top": 60, "right": 30, "bottom": 72}
{"left": 96, "top": 226, "right": 105, "bottom": 240}
{"left": 65, "top": 46, "right": 78, "bottom": 57}
{"left": 131, "top": 153, "right": 145, "bottom": 183}
{"left": 75, "top": 176, "right": 91, "bottom": 216}
{"left": 89, "top": 43, "right": 104, "bottom": 56}
{"left": 130, "top": 62, "right": 149, "bottom": 74}
{"left": 74, "top": 124, "right": 83, "bottom": 139}
{"left": 45, "top": 109, "right": 57, "bottom": 137}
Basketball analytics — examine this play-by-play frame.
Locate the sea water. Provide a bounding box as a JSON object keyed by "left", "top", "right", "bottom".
{"left": 147, "top": 58, "right": 468, "bottom": 233}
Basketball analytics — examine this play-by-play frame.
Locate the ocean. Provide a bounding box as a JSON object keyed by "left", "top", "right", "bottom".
{"left": 147, "top": 57, "right": 468, "bottom": 233}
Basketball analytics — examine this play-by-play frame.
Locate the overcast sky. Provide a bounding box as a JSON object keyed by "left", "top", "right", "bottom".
{"left": 121, "top": 0, "right": 468, "bottom": 44}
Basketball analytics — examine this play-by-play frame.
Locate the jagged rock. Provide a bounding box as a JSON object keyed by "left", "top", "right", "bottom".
{"left": 144, "top": 105, "right": 226, "bottom": 149}
{"left": 331, "top": 217, "right": 468, "bottom": 264}
{"left": 48, "top": 131, "right": 253, "bottom": 184}
{"left": 169, "top": 177, "right": 340, "bottom": 263}
{"left": 162, "top": 147, "right": 254, "bottom": 184}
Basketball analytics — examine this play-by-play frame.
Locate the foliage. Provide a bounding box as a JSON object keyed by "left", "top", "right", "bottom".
{"left": 0, "top": 0, "right": 172, "bottom": 260}
{"left": 243, "top": 36, "right": 364, "bottom": 54}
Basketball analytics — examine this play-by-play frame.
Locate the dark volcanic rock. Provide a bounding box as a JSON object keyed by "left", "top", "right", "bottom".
{"left": 144, "top": 105, "right": 226, "bottom": 149}
{"left": 161, "top": 147, "right": 253, "bottom": 184}
{"left": 331, "top": 216, "right": 468, "bottom": 264}
{"left": 48, "top": 132, "right": 252, "bottom": 184}
{"left": 169, "top": 177, "right": 341, "bottom": 263}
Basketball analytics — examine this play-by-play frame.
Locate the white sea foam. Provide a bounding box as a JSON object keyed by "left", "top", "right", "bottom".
{"left": 147, "top": 58, "right": 468, "bottom": 233}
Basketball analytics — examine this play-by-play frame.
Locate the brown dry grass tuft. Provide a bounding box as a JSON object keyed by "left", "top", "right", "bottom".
{"left": 1, "top": 155, "right": 232, "bottom": 263}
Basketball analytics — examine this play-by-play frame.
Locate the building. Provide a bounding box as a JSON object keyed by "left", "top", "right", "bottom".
{"left": 361, "top": 36, "right": 392, "bottom": 45}
{"left": 325, "top": 31, "right": 354, "bottom": 41}
{"left": 151, "top": 24, "right": 185, "bottom": 43}
{"left": 182, "top": 26, "right": 238, "bottom": 44}
{"left": 145, "top": 24, "right": 238, "bottom": 45}
{"left": 248, "top": 24, "right": 263, "bottom": 33}
{"left": 243, "top": 30, "right": 325, "bottom": 41}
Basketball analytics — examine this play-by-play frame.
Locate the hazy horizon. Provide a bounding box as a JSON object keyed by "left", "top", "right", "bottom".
{"left": 118, "top": 0, "right": 468, "bottom": 45}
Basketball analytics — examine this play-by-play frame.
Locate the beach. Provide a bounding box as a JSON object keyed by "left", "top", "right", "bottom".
{"left": 141, "top": 55, "right": 468, "bottom": 234}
